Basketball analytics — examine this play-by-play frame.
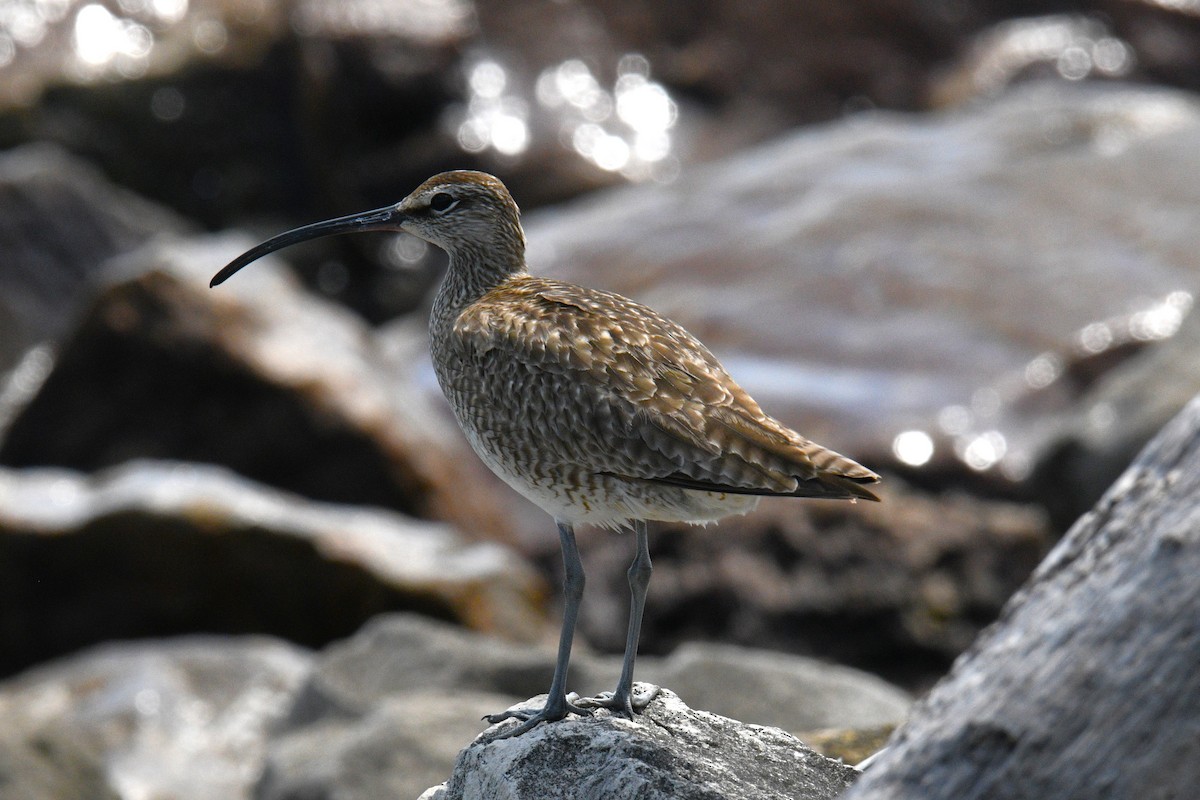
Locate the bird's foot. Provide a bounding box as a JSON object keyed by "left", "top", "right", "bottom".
{"left": 577, "top": 682, "right": 661, "bottom": 718}
{"left": 484, "top": 693, "right": 593, "bottom": 739}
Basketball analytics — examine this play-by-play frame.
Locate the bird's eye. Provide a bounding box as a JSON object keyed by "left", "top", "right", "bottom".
{"left": 429, "top": 192, "right": 458, "bottom": 213}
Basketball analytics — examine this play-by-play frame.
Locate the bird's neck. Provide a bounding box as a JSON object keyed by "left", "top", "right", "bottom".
{"left": 430, "top": 244, "right": 527, "bottom": 338}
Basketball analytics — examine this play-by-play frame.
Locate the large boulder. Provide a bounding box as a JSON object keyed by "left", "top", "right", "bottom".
{"left": 843, "top": 392, "right": 1200, "bottom": 799}
{"left": 424, "top": 689, "right": 860, "bottom": 800}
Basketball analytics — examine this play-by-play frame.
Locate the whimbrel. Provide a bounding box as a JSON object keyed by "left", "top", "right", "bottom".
{"left": 211, "top": 171, "right": 880, "bottom": 738}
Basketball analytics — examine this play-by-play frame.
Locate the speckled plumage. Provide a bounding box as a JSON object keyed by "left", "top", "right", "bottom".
{"left": 411, "top": 171, "right": 878, "bottom": 529}
{"left": 432, "top": 273, "right": 878, "bottom": 527}
{"left": 211, "top": 169, "right": 879, "bottom": 737}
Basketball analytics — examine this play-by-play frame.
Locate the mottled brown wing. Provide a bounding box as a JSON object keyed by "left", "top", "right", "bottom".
{"left": 455, "top": 276, "right": 879, "bottom": 500}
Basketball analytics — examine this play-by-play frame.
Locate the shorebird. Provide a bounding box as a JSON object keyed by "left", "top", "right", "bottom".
{"left": 211, "top": 170, "right": 880, "bottom": 738}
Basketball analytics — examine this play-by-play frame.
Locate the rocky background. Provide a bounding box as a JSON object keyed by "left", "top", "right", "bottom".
{"left": 1, "top": 1, "right": 1199, "bottom": 798}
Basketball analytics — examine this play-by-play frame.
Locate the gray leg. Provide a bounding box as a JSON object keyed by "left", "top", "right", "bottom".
{"left": 579, "top": 519, "right": 661, "bottom": 716}
{"left": 485, "top": 520, "right": 591, "bottom": 737}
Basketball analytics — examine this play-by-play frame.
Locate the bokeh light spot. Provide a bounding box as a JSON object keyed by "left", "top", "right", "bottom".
{"left": 893, "top": 430, "right": 934, "bottom": 467}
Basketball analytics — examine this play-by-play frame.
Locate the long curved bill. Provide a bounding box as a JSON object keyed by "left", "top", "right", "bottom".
{"left": 210, "top": 204, "right": 406, "bottom": 287}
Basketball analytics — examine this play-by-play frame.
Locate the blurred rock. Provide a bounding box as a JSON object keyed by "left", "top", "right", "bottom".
{"left": 1015, "top": 285, "right": 1200, "bottom": 526}
{"left": 524, "top": 82, "right": 1200, "bottom": 501}
{"left": 464, "top": 0, "right": 964, "bottom": 193}
{"left": 0, "top": 636, "right": 310, "bottom": 800}
{"left": 585, "top": 0, "right": 957, "bottom": 132}
{"left": 574, "top": 483, "right": 1053, "bottom": 688}
{"left": 0, "top": 144, "right": 189, "bottom": 373}
{"left": 0, "top": 0, "right": 960, "bottom": 224}
{"left": 643, "top": 641, "right": 910, "bottom": 735}
{"left": 257, "top": 690, "right": 515, "bottom": 800}
{"left": 429, "top": 688, "right": 860, "bottom": 800}
{"left": 0, "top": 234, "right": 516, "bottom": 539}
{"left": 0, "top": 146, "right": 511, "bottom": 536}
{"left": 12, "top": 1, "right": 1200, "bottom": 322}
{"left": 286, "top": 613, "right": 910, "bottom": 735}
{"left": 800, "top": 725, "right": 895, "bottom": 767}
{"left": 0, "top": 0, "right": 464, "bottom": 324}
{"left": 0, "top": 614, "right": 908, "bottom": 800}
{"left": 264, "top": 615, "right": 906, "bottom": 797}
{"left": 929, "top": 5, "right": 1200, "bottom": 109}
{"left": 1098, "top": 0, "right": 1200, "bottom": 91}
{"left": 928, "top": 14, "right": 1139, "bottom": 108}
{"left": 0, "top": 0, "right": 290, "bottom": 109}
{"left": 595, "top": 3, "right": 1200, "bottom": 133}
{"left": 0, "top": 461, "right": 544, "bottom": 679}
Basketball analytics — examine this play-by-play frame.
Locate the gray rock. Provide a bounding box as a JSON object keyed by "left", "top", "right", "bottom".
{"left": 642, "top": 642, "right": 910, "bottom": 734}
{"left": 284, "top": 612, "right": 582, "bottom": 725}
{"left": 0, "top": 636, "right": 310, "bottom": 800}
{"left": 843, "top": 393, "right": 1200, "bottom": 799}
{"left": 257, "top": 690, "right": 518, "bottom": 800}
{"left": 0, "top": 461, "right": 544, "bottom": 678}
{"left": 428, "top": 688, "right": 859, "bottom": 800}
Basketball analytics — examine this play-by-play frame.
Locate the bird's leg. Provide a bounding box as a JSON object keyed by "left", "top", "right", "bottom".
{"left": 579, "top": 519, "right": 660, "bottom": 716}
{"left": 485, "top": 520, "right": 592, "bottom": 737}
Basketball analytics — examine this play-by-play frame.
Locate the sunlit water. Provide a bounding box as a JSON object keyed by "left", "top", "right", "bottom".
{"left": 0, "top": 0, "right": 276, "bottom": 104}
{"left": 450, "top": 51, "right": 679, "bottom": 180}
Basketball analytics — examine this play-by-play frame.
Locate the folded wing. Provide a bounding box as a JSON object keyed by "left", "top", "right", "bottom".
{"left": 454, "top": 277, "right": 880, "bottom": 502}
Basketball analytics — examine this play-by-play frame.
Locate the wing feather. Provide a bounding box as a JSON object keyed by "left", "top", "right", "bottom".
{"left": 453, "top": 276, "right": 879, "bottom": 499}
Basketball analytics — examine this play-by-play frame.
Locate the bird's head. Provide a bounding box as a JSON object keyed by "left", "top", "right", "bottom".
{"left": 210, "top": 170, "right": 524, "bottom": 288}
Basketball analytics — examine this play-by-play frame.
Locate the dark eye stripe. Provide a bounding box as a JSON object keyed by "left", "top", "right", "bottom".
{"left": 430, "top": 192, "right": 458, "bottom": 213}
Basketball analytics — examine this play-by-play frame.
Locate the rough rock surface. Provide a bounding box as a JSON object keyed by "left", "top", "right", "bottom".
{"left": 844, "top": 393, "right": 1200, "bottom": 799}
{"left": 425, "top": 688, "right": 860, "bottom": 800}
{"left": 0, "top": 462, "right": 543, "bottom": 678}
